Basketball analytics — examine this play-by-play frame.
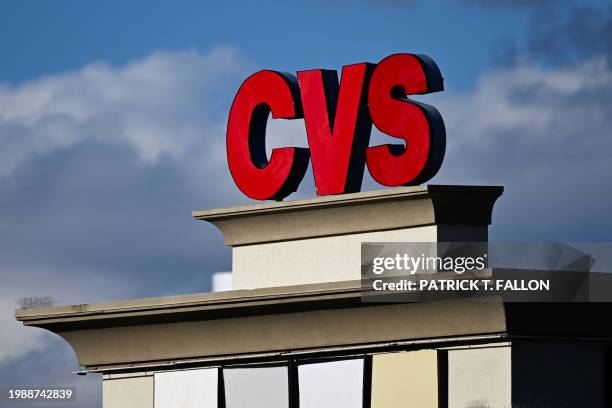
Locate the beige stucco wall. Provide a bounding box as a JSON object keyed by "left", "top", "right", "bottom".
{"left": 233, "top": 226, "right": 438, "bottom": 289}
{"left": 103, "top": 376, "right": 153, "bottom": 408}
{"left": 371, "top": 350, "right": 439, "bottom": 408}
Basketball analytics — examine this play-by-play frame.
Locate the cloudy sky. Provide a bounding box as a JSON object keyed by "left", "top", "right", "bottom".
{"left": 1, "top": 0, "right": 611, "bottom": 406}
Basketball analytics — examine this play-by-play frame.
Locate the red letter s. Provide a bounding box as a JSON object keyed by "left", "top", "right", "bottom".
{"left": 366, "top": 54, "right": 445, "bottom": 186}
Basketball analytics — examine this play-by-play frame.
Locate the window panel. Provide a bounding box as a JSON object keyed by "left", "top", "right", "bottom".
{"left": 224, "top": 366, "right": 289, "bottom": 408}
{"left": 448, "top": 347, "right": 511, "bottom": 408}
{"left": 154, "top": 368, "right": 218, "bottom": 408}
{"left": 298, "top": 359, "right": 364, "bottom": 408}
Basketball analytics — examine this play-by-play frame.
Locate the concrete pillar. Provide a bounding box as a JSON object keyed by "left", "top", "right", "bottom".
{"left": 194, "top": 185, "right": 503, "bottom": 289}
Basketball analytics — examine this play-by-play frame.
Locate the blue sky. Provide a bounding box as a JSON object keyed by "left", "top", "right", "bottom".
{"left": 1, "top": 1, "right": 612, "bottom": 407}
{"left": 1, "top": 1, "right": 545, "bottom": 87}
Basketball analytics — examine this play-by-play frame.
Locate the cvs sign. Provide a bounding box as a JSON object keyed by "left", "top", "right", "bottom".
{"left": 227, "top": 53, "right": 445, "bottom": 201}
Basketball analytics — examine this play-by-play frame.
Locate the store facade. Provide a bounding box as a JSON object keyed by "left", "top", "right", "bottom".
{"left": 16, "top": 53, "right": 612, "bottom": 407}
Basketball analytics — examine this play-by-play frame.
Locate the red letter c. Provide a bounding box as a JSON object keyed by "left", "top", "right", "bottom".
{"left": 227, "top": 70, "right": 310, "bottom": 200}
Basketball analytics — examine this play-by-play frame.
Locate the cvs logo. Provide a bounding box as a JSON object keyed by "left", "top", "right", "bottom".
{"left": 227, "top": 53, "right": 445, "bottom": 201}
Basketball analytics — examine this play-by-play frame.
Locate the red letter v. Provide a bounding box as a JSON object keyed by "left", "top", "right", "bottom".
{"left": 298, "top": 63, "right": 375, "bottom": 195}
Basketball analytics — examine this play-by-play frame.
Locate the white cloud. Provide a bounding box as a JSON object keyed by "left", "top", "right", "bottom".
{"left": 0, "top": 47, "right": 250, "bottom": 178}
{"left": 428, "top": 56, "right": 612, "bottom": 239}
{"left": 435, "top": 57, "right": 612, "bottom": 147}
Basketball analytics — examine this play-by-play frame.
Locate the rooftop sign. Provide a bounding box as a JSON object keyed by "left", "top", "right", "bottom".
{"left": 227, "top": 53, "right": 445, "bottom": 200}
